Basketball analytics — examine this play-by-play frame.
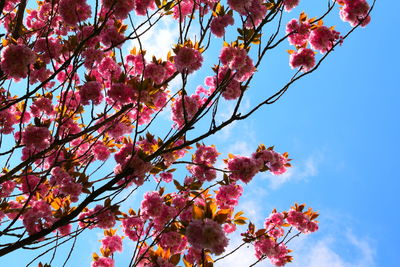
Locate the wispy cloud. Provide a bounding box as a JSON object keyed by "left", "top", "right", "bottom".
{"left": 262, "top": 152, "right": 322, "bottom": 189}
{"left": 291, "top": 231, "right": 375, "bottom": 267}
{"left": 216, "top": 229, "right": 375, "bottom": 267}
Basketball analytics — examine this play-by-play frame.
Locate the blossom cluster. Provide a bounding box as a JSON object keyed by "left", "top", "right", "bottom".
{"left": 226, "top": 146, "right": 290, "bottom": 184}
{"left": 245, "top": 204, "right": 319, "bottom": 266}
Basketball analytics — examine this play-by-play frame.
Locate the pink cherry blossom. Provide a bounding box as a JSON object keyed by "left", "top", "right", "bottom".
{"left": 23, "top": 200, "right": 55, "bottom": 235}
{"left": 309, "top": 26, "right": 341, "bottom": 53}
{"left": 20, "top": 125, "right": 52, "bottom": 151}
{"left": 174, "top": 46, "right": 203, "bottom": 74}
{"left": 227, "top": 155, "right": 260, "bottom": 183}
{"left": 80, "top": 81, "right": 103, "bottom": 105}
{"left": 186, "top": 219, "right": 228, "bottom": 255}
{"left": 1, "top": 44, "right": 36, "bottom": 80}
{"left": 122, "top": 216, "right": 144, "bottom": 241}
{"left": 140, "top": 191, "right": 164, "bottom": 218}
{"left": 286, "top": 19, "right": 311, "bottom": 47}
{"left": 92, "top": 257, "right": 114, "bottom": 267}
{"left": 216, "top": 183, "right": 243, "bottom": 209}
{"left": 171, "top": 95, "right": 201, "bottom": 128}
{"left": 338, "top": 0, "right": 371, "bottom": 27}
{"left": 210, "top": 14, "right": 234, "bottom": 37}
{"left": 0, "top": 180, "right": 16, "bottom": 198}
{"left": 101, "top": 235, "right": 123, "bottom": 253}
{"left": 59, "top": 0, "right": 92, "bottom": 25}
{"left": 283, "top": 0, "right": 300, "bottom": 12}
{"left": 101, "top": 0, "right": 135, "bottom": 19}
{"left": 30, "top": 97, "right": 55, "bottom": 117}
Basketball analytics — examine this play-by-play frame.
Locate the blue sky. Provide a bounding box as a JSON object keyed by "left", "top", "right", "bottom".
{"left": 211, "top": 1, "right": 399, "bottom": 266}
{"left": 1, "top": 0, "right": 398, "bottom": 266}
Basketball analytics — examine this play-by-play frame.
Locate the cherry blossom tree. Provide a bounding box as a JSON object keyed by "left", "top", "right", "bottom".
{"left": 0, "top": 0, "right": 374, "bottom": 266}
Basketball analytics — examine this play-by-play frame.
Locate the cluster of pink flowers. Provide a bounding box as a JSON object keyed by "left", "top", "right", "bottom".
{"left": 249, "top": 206, "right": 319, "bottom": 266}
{"left": 20, "top": 125, "right": 52, "bottom": 151}
{"left": 20, "top": 175, "right": 47, "bottom": 196}
{"left": 338, "top": 0, "right": 371, "bottom": 27}
{"left": 50, "top": 167, "right": 82, "bottom": 202}
{"left": 144, "top": 62, "right": 175, "bottom": 85}
{"left": 140, "top": 191, "right": 164, "bottom": 218}
{"left": 140, "top": 191, "right": 178, "bottom": 231}
{"left": 228, "top": 0, "right": 267, "bottom": 27}
{"left": 227, "top": 148, "right": 289, "bottom": 183}
{"left": 159, "top": 231, "right": 188, "bottom": 254}
{"left": 283, "top": 0, "right": 300, "bottom": 12}
{"left": 216, "top": 183, "right": 243, "bottom": 209}
{"left": 286, "top": 209, "right": 318, "bottom": 233}
{"left": 113, "top": 144, "right": 153, "bottom": 187}
{"left": 0, "top": 105, "right": 19, "bottom": 134}
{"left": 78, "top": 205, "right": 116, "bottom": 229}
{"left": 122, "top": 216, "right": 144, "bottom": 241}
{"left": 253, "top": 149, "right": 289, "bottom": 175}
{"left": 171, "top": 94, "right": 201, "bottom": 128}
{"left": 101, "top": 235, "right": 123, "bottom": 253}
{"left": 186, "top": 218, "right": 228, "bottom": 255}
{"left": 188, "top": 145, "right": 219, "bottom": 182}
{"left": 309, "top": 26, "right": 341, "bottom": 53}
{"left": 227, "top": 155, "right": 260, "bottom": 183}
{"left": 210, "top": 14, "right": 234, "bottom": 37}
{"left": 289, "top": 48, "right": 316, "bottom": 73}
{"left": 30, "top": 97, "right": 55, "bottom": 117}
{"left": 286, "top": 19, "right": 310, "bottom": 47}
{"left": 219, "top": 46, "right": 255, "bottom": 82}
{"left": 254, "top": 236, "right": 289, "bottom": 266}
{"left": 93, "top": 142, "right": 111, "bottom": 161}
{"left": 0, "top": 180, "right": 16, "bottom": 198}
{"left": 101, "top": 0, "right": 156, "bottom": 18}
{"left": 286, "top": 17, "right": 342, "bottom": 72}
{"left": 34, "top": 37, "right": 63, "bottom": 64}
{"left": 59, "top": 0, "right": 92, "bottom": 25}
{"left": 101, "top": 0, "right": 134, "bottom": 19}
{"left": 0, "top": 44, "right": 36, "bottom": 80}
{"left": 203, "top": 66, "right": 242, "bottom": 100}
{"left": 174, "top": 46, "right": 203, "bottom": 74}
{"left": 92, "top": 257, "right": 114, "bottom": 267}
{"left": 22, "top": 200, "right": 55, "bottom": 235}
{"left": 80, "top": 81, "right": 104, "bottom": 106}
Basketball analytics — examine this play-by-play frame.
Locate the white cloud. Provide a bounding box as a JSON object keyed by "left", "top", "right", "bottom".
{"left": 130, "top": 17, "right": 179, "bottom": 61}
{"left": 215, "top": 230, "right": 375, "bottom": 267}
{"left": 262, "top": 152, "right": 322, "bottom": 190}
{"left": 291, "top": 231, "right": 375, "bottom": 267}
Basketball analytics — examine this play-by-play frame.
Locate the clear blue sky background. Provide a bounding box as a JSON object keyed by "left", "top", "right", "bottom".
{"left": 1, "top": 0, "right": 398, "bottom": 266}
